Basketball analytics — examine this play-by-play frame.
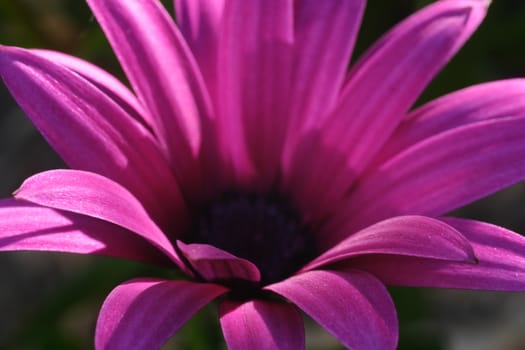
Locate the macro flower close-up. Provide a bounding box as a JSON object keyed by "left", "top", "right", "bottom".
{"left": 1, "top": 0, "right": 525, "bottom": 349}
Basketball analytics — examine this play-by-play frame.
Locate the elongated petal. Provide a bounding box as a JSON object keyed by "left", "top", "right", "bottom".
{"left": 330, "top": 0, "right": 487, "bottom": 170}
{"left": 14, "top": 170, "right": 184, "bottom": 268}
{"left": 30, "top": 49, "right": 152, "bottom": 129}
{"left": 267, "top": 270, "right": 398, "bottom": 350}
{"left": 283, "top": 0, "right": 365, "bottom": 187}
{"left": 289, "top": 0, "right": 364, "bottom": 129}
{"left": 0, "top": 198, "right": 166, "bottom": 264}
{"left": 216, "top": 0, "right": 294, "bottom": 189}
{"left": 0, "top": 46, "right": 186, "bottom": 229}
{"left": 288, "top": 0, "right": 488, "bottom": 222}
{"left": 176, "top": 241, "right": 261, "bottom": 283}
{"left": 219, "top": 299, "right": 304, "bottom": 350}
{"left": 305, "top": 216, "right": 475, "bottom": 270}
{"left": 328, "top": 114, "right": 525, "bottom": 242}
{"left": 96, "top": 278, "right": 227, "bottom": 350}
{"left": 86, "top": 0, "right": 219, "bottom": 199}
{"left": 175, "top": 0, "right": 225, "bottom": 99}
{"left": 351, "top": 218, "right": 525, "bottom": 291}
{"left": 373, "top": 79, "right": 525, "bottom": 165}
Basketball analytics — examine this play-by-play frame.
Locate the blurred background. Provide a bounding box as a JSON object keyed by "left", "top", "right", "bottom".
{"left": 1, "top": 0, "right": 525, "bottom": 349}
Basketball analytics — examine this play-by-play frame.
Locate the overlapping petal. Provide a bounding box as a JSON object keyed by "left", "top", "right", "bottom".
{"left": 374, "top": 79, "right": 525, "bottom": 164}
{"left": 0, "top": 198, "right": 166, "bottom": 265}
{"left": 327, "top": 110, "right": 525, "bottom": 242}
{"left": 282, "top": 0, "right": 365, "bottom": 202}
{"left": 267, "top": 270, "right": 398, "bottom": 350}
{"left": 176, "top": 241, "right": 261, "bottom": 283}
{"left": 282, "top": 0, "right": 365, "bottom": 158}
{"left": 305, "top": 216, "right": 476, "bottom": 269}
{"left": 30, "top": 49, "right": 152, "bottom": 129}
{"left": 14, "top": 170, "right": 184, "bottom": 268}
{"left": 330, "top": 0, "right": 488, "bottom": 170}
{"left": 175, "top": 0, "right": 225, "bottom": 100}
{"left": 95, "top": 278, "right": 227, "bottom": 350}
{"left": 215, "top": 0, "right": 294, "bottom": 189}
{"left": 0, "top": 45, "right": 186, "bottom": 228}
{"left": 219, "top": 299, "right": 304, "bottom": 350}
{"left": 287, "top": 0, "right": 489, "bottom": 222}
{"left": 87, "top": 0, "right": 220, "bottom": 199}
{"left": 351, "top": 218, "right": 525, "bottom": 291}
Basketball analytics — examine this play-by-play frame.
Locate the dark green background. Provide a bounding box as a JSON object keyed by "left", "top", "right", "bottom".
{"left": 1, "top": 1, "right": 524, "bottom": 349}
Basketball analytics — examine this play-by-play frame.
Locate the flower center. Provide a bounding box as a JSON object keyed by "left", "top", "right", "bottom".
{"left": 191, "top": 193, "right": 315, "bottom": 285}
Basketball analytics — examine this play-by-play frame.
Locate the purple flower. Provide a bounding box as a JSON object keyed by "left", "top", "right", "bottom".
{"left": 1, "top": 0, "right": 525, "bottom": 349}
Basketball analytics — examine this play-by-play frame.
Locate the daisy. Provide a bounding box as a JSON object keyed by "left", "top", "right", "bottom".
{"left": 1, "top": 0, "right": 524, "bottom": 349}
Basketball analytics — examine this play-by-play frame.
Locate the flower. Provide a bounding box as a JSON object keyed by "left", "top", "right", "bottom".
{"left": 1, "top": 0, "right": 525, "bottom": 349}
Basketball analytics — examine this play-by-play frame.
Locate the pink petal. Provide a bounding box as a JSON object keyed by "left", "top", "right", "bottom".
{"left": 328, "top": 112, "right": 525, "bottom": 241}
{"left": 0, "top": 198, "right": 166, "bottom": 265}
{"left": 95, "top": 278, "right": 227, "bottom": 350}
{"left": 14, "top": 170, "right": 184, "bottom": 268}
{"left": 374, "top": 79, "right": 525, "bottom": 166}
{"left": 288, "top": 0, "right": 488, "bottom": 223}
{"left": 30, "top": 48, "right": 152, "bottom": 129}
{"left": 351, "top": 217, "right": 525, "bottom": 291}
{"left": 175, "top": 0, "right": 225, "bottom": 101}
{"left": 283, "top": 0, "right": 365, "bottom": 179}
{"left": 86, "top": 0, "right": 221, "bottom": 199}
{"left": 305, "top": 216, "right": 475, "bottom": 270}
{"left": 215, "top": 0, "right": 294, "bottom": 189}
{"left": 332, "top": 0, "right": 487, "bottom": 169}
{"left": 0, "top": 45, "right": 186, "bottom": 229}
{"left": 288, "top": 0, "right": 364, "bottom": 130}
{"left": 176, "top": 241, "right": 261, "bottom": 283}
{"left": 267, "top": 269, "right": 398, "bottom": 350}
{"left": 219, "top": 299, "right": 304, "bottom": 350}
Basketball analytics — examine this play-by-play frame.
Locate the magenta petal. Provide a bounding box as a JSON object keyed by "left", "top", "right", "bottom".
{"left": 14, "top": 170, "right": 183, "bottom": 267}
{"left": 216, "top": 0, "right": 294, "bottom": 189}
{"left": 30, "top": 49, "right": 152, "bottom": 129}
{"left": 267, "top": 270, "right": 398, "bottom": 350}
{"left": 219, "top": 299, "right": 304, "bottom": 350}
{"left": 283, "top": 0, "right": 364, "bottom": 156}
{"left": 95, "top": 278, "right": 227, "bottom": 350}
{"left": 352, "top": 218, "right": 525, "bottom": 291}
{"left": 293, "top": 0, "right": 488, "bottom": 220}
{"left": 0, "top": 198, "right": 166, "bottom": 265}
{"left": 282, "top": 0, "right": 365, "bottom": 208}
{"left": 176, "top": 241, "right": 261, "bottom": 283}
{"left": 87, "top": 0, "right": 218, "bottom": 198}
{"left": 175, "top": 0, "right": 225, "bottom": 100}
{"left": 289, "top": 0, "right": 364, "bottom": 128}
{"left": 374, "top": 79, "right": 525, "bottom": 165}
{"left": 306, "top": 216, "right": 476, "bottom": 270}
{"left": 0, "top": 45, "right": 186, "bottom": 228}
{"left": 327, "top": 0, "right": 487, "bottom": 171}
{"left": 331, "top": 112, "right": 525, "bottom": 238}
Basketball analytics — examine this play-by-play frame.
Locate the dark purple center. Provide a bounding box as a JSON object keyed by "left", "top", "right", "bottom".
{"left": 192, "top": 193, "right": 315, "bottom": 285}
